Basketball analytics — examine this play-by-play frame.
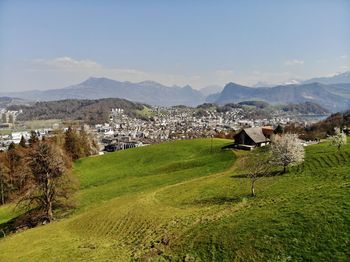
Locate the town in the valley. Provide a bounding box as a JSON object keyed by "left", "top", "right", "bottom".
{"left": 0, "top": 104, "right": 329, "bottom": 153}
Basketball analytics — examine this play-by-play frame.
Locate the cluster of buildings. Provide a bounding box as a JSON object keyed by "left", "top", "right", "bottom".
{"left": 0, "top": 109, "right": 22, "bottom": 128}
{"left": 94, "top": 106, "right": 323, "bottom": 152}
{"left": 93, "top": 107, "right": 240, "bottom": 152}
{"left": 0, "top": 105, "right": 329, "bottom": 153}
{"left": 0, "top": 129, "right": 53, "bottom": 151}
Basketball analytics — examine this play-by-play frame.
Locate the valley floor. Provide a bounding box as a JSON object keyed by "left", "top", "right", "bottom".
{"left": 0, "top": 138, "right": 349, "bottom": 261}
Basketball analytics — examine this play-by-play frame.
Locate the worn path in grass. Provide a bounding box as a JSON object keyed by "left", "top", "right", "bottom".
{"left": 0, "top": 139, "right": 236, "bottom": 260}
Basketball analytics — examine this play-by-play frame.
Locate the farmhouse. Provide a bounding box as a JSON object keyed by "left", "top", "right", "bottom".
{"left": 232, "top": 126, "right": 271, "bottom": 150}
{"left": 104, "top": 140, "right": 143, "bottom": 152}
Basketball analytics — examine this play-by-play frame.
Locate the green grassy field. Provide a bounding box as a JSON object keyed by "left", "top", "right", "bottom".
{"left": 136, "top": 106, "right": 155, "bottom": 118}
{"left": 0, "top": 129, "right": 13, "bottom": 135}
{"left": 0, "top": 138, "right": 349, "bottom": 261}
{"left": 23, "top": 119, "right": 62, "bottom": 129}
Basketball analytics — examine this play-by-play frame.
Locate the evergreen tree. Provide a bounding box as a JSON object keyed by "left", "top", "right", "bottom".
{"left": 274, "top": 124, "right": 284, "bottom": 135}
{"left": 8, "top": 142, "right": 16, "bottom": 151}
{"left": 79, "top": 127, "right": 92, "bottom": 157}
{"left": 19, "top": 135, "right": 27, "bottom": 148}
{"left": 28, "top": 131, "right": 39, "bottom": 147}
{"left": 64, "top": 127, "right": 81, "bottom": 160}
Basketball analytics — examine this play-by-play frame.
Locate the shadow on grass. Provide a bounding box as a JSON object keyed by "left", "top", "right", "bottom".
{"left": 0, "top": 208, "right": 47, "bottom": 239}
{"left": 230, "top": 170, "right": 284, "bottom": 179}
{"left": 0, "top": 218, "right": 16, "bottom": 238}
{"left": 186, "top": 196, "right": 242, "bottom": 206}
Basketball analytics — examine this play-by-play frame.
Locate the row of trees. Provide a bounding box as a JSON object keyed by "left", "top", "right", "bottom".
{"left": 0, "top": 127, "right": 98, "bottom": 224}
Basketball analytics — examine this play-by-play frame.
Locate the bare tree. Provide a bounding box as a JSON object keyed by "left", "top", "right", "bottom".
{"left": 329, "top": 127, "right": 347, "bottom": 150}
{"left": 20, "top": 142, "right": 72, "bottom": 222}
{"left": 242, "top": 151, "right": 271, "bottom": 197}
{"left": 270, "top": 133, "right": 305, "bottom": 173}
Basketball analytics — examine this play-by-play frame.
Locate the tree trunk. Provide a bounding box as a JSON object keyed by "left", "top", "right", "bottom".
{"left": 0, "top": 177, "right": 4, "bottom": 205}
{"left": 251, "top": 180, "right": 256, "bottom": 197}
{"left": 45, "top": 174, "right": 53, "bottom": 222}
{"left": 283, "top": 165, "right": 286, "bottom": 173}
{"left": 47, "top": 201, "right": 53, "bottom": 222}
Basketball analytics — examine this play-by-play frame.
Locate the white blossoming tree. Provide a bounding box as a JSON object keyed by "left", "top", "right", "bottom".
{"left": 270, "top": 133, "right": 305, "bottom": 173}
{"left": 329, "top": 127, "right": 347, "bottom": 150}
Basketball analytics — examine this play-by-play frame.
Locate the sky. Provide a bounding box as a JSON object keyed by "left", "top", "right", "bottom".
{"left": 0, "top": 0, "right": 349, "bottom": 92}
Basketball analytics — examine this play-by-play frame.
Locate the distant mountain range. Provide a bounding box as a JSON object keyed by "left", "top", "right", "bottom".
{"left": 253, "top": 71, "right": 350, "bottom": 87}
{"left": 207, "top": 72, "right": 350, "bottom": 112}
{"left": 1, "top": 71, "right": 350, "bottom": 111}
{"left": 302, "top": 71, "right": 350, "bottom": 85}
{"left": 210, "top": 82, "right": 350, "bottom": 112}
{"left": 0, "top": 97, "right": 32, "bottom": 108}
{"left": 199, "top": 85, "right": 223, "bottom": 96}
{"left": 1, "top": 77, "right": 205, "bottom": 107}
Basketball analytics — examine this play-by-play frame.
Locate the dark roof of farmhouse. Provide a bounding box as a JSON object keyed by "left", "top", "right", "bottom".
{"left": 239, "top": 127, "right": 269, "bottom": 143}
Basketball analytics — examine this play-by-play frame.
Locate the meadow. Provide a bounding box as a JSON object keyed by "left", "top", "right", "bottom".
{"left": 0, "top": 138, "right": 349, "bottom": 261}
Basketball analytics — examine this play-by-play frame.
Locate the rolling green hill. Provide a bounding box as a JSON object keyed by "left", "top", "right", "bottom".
{"left": 0, "top": 138, "right": 349, "bottom": 261}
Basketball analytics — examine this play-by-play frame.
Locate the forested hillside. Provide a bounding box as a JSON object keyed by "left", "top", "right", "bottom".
{"left": 8, "top": 98, "right": 146, "bottom": 124}
{"left": 286, "top": 110, "right": 350, "bottom": 139}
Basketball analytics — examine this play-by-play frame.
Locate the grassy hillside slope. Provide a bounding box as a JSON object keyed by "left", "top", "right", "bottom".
{"left": 0, "top": 138, "right": 349, "bottom": 261}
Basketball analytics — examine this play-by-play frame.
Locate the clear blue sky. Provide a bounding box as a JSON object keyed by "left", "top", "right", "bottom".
{"left": 0, "top": 0, "right": 349, "bottom": 91}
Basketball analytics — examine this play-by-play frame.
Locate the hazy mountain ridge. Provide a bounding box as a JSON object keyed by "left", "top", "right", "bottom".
{"left": 1, "top": 77, "right": 205, "bottom": 107}
{"left": 252, "top": 71, "right": 350, "bottom": 87}
{"left": 0, "top": 97, "right": 32, "bottom": 108}
{"left": 302, "top": 71, "right": 350, "bottom": 85}
{"left": 213, "top": 82, "right": 350, "bottom": 112}
{"left": 199, "top": 85, "right": 223, "bottom": 96}
{"left": 1, "top": 72, "right": 350, "bottom": 111}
